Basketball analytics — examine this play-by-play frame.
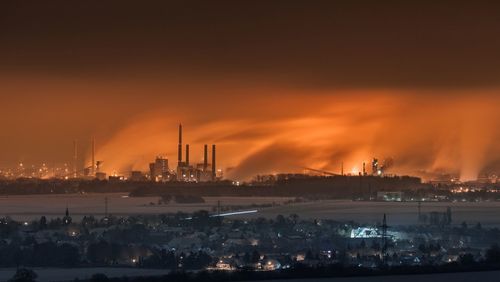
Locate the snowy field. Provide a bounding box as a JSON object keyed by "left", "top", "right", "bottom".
{"left": 233, "top": 200, "right": 500, "bottom": 227}
{"left": 0, "top": 193, "right": 292, "bottom": 221}
{"left": 0, "top": 193, "right": 499, "bottom": 227}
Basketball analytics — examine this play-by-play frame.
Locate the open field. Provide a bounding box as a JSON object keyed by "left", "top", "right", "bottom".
{"left": 0, "top": 193, "right": 500, "bottom": 227}
{"left": 0, "top": 193, "right": 293, "bottom": 221}
{"left": 233, "top": 200, "right": 500, "bottom": 227}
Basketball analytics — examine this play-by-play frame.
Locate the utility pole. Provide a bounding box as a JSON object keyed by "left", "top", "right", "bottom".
{"left": 381, "top": 213, "right": 389, "bottom": 265}
{"left": 73, "top": 139, "right": 78, "bottom": 178}
{"left": 418, "top": 201, "right": 422, "bottom": 223}
{"left": 217, "top": 200, "right": 221, "bottom": 217}
{"left": 104, "top": 196, "right": 108, "bottom": 218}
{"left": 91, "top": 137, "right": 96, "bottom": 176}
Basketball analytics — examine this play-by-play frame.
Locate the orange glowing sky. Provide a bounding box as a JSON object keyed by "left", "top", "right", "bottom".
{"left": 1, "top": 1, "right": 500, "bottom": 180}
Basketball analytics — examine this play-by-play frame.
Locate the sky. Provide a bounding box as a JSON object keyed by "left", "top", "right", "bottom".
{"left": 0, "top": 1, "right": 499, "bottom": 180}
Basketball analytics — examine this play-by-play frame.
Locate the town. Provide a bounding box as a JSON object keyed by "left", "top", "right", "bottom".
{"left": 1, "top": 201, "right": 500, "bottom": 281}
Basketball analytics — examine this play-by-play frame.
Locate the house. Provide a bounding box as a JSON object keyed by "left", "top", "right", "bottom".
{"left": 215, "top": 258, "right": 235, "bottom": 270}
{"left": 262, "top": 259, "right": 281, "bottom": 271}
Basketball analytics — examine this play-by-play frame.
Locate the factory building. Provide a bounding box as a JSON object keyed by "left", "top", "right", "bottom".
{"left": 130, "top": 171, "right": 147, "bottom": 182}
{"left": 176, "top": 124, "right": 218, "bottom": 182}
{"left": 95, "top": 172, "right": 107, "bottom": 181}
{"left": 149, "top": 156, "right": 171, "bottom": 182}
{"left": 372, "top": 158, "right": 380, "bottom": 176}
{"left": 148, "top": 123, "right": 219, "bottom": 183}
{"left": 371, "top": 158, "right": 388, "bottom": 176}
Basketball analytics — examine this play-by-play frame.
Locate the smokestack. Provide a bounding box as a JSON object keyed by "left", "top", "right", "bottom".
{"left": 91, "top": 137, "right": 95, "bottom": 176}
{"left": 73, "top": 140, "right": 78, "bottom": 178}
{"left": 363, "top": 162, "right": 366, "bottom": 176}
{"left": 178, "top": 124, "right": 182, "bottom": 166}
{"left": 203, "top": 144, "right": 208, "bottom": 171}
{"left": 185, "top": 144, "right": 190, "bottom": 166}
{"left": 212, "top": 144, "right": 216, "bottom": 181}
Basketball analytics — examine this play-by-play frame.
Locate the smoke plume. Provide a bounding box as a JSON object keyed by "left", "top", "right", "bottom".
{"left": 92, "top": 90, "right": 500, "bottom": 181}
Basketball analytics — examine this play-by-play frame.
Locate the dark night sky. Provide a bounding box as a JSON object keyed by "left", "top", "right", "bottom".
{"left": 2, "top": 1, "right": 500, "bottom": 87}
{"left": 0, "top": 1, "right": 499, "bottom": 180}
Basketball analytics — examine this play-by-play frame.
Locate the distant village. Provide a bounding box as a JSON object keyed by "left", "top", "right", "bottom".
{"left": 1, "top": 202, "right": 500, "bottom": 280}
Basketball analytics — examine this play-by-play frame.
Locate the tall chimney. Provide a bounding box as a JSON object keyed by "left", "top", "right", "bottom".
{"left": 203, "top": 144, "right": 208, "bottom": 171}
{"left": 177, "top": 124, "right": 182, "bottom": 166}
{"left": 212, "top": 144, "right": 216, "bottom": 181}
{"left": 363, "top": 162, "right": 366, "bottom": 176}
{"left": 73, "top": 140, "right": 78, "bottom": 178}
{"left": 185, "top": 144, "right": 190, "bottom": 166}
{"left": 91, "top": 137, "right": 95, "bottom": 176}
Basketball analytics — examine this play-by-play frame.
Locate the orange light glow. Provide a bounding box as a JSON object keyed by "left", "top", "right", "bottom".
{"left": 74, "top": 90, "right": 500, "bottom": 181}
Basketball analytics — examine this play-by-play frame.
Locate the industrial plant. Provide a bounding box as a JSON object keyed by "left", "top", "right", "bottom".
{"left": 78, "top": 124, "right": 220, "bottom": 183}
{"left": 148, "top": 124, "right": 218, "bottom": 183}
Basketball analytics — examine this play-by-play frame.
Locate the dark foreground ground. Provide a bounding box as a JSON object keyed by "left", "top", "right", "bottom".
{"left": 248, "top": 270, "right": 500, "bottom": 282}
{"left": 0, "top": 268, "right": 170, "bottom": 282}
{"left": 1, "top": 268, "right": 498, "bottom": 282}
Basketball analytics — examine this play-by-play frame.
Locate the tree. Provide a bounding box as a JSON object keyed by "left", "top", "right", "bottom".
{"left": 9, "top": 268, "right": 37, "bottom": 282}
{"left": 57, "top": 243, "right": 80, "bottom": 267}
{"left": 89, "top": 273, "right": 109, "bottom": 282}
{"left": 183, "top": 251, "right": 213, "bottom": 270}
{"left": 243, "top": 252, "right": 251, "bottom": 264}
{"left": 371, "top": 241, "right": 381, "bottom": 251}
{"left": 289, "top": 214, "right": 299, "bottom": 224}
{"left": 360, "top": 240, "right": 366, "bottom": 249}
{"left": 87, "top": 241, "right": 113, "bottom": 264}
{"left": 251, "top": 250, "right": 261, "bottom": 263}
{"left": 418, "top": 244, "right": 426, "bottom": 253}
{"left": 461, "top": 221, "right": 468, "bottom": 229}
{"left": 486, "top": 244, "right": 500, "bottom": 263}
{"left": 39, "top": 216, "right": 47, "bottom": 230}
{"left": 306, "top": 250, "right": 314, "bottom": 260}
{"left": 459, "top": 253, "right": 475, "bottom": 265}
{"left": 275, "top": 215, "right": 286, "bottom": 227}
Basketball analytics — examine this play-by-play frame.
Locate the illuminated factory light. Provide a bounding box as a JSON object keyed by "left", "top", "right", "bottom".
{"left": 350, "top": 227, "right": 381, "bottom": 238}
{"left": 351, "top": 167, "right": 359, "bottom": 175}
